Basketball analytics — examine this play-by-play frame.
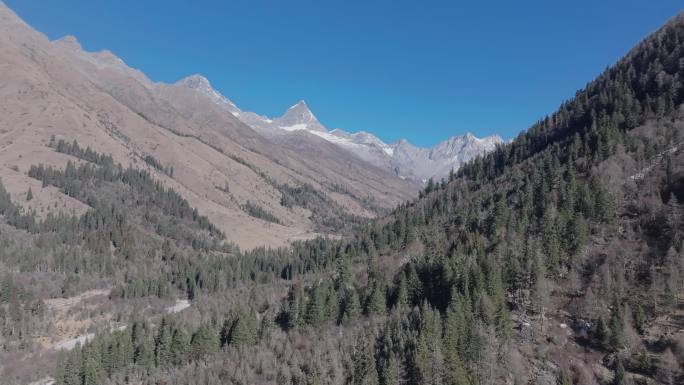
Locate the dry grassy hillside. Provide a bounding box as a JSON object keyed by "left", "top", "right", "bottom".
{"left": 0, "top": 3, "right": 418, "bottom": 249}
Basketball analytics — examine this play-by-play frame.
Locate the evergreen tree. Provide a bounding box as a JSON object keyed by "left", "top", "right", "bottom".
{"left": 637, "top": 350, "right": 652, "bottom": 373}
{"left": 305, "top": 284, "right": 327, "bottom": 326}
{"left": 351, "top": 331, "right": 379, "bottom": 385}
{"left": 380, "top": 354, "right": 399, "bottom": 385}
{"left": 228, "top": 310, "right": 257, "bottom": 348}
{"left": 154, "top": 317, "right": 173, "bottom": 367}
{"left": 365, "top": 272, "right": 387, "bottom": 317}
{"left": 614, "top": 360, "right": 625, "bottom": 385}
{"left": 258, "top": 314, "right": 273, "bottom": 342}
{"left": 444, "top": 291, "right": 470, "bottom": 385}
{"left": 633, "top": 304, "right": 645, "bottom": 334}
{"left": 170, "top": 326, "right": 189, "bottom": 366}
{"left": 412, "top": 304, "right": 444, "bottom": 385}
{"left": 394, "top": 276, "right": 409, "bottom": 310}
{"left": 81, "top": 344, "right": 103, "bottom": 385}
{"left": 280, "top": 283, "right": 306, "bottom": 331}
{"left": 340, "top": 287, "right": 362, "bottom": 325}
{"left": 595, "top": 318, "right": 608, "bottom": 350}
{"left": 608, "top": 296, "right": 624, "bottom": 352}
{"left": 190, "top": 323, "right": 219, "bottom": 358}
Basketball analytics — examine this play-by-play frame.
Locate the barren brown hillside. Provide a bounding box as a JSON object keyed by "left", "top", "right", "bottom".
{"left": 0, "top": 3, "right": 418, "bottom": 249}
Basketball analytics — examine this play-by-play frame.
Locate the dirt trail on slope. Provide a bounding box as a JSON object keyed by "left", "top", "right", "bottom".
{"left": 48, "top": 297, "right": 191, "bottom": 352}
{"left": 44, "top": 288, "right": 110, "bottom": 312}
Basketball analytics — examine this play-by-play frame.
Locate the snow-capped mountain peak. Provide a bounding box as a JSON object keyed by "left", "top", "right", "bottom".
{"left": 276, "top": 100, "right": 326, "bottom": 132}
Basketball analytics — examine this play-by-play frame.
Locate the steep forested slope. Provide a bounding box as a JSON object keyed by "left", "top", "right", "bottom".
{"left": 4, "top": 9, "right": 684, "bottom": 385}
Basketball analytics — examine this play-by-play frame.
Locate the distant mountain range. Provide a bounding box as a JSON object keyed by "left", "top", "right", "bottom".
{"left": 55, "top": 33, "right": 502, "bottom": 184}
{"left": 178, "top": 74, "right": 503, "bottom": 182}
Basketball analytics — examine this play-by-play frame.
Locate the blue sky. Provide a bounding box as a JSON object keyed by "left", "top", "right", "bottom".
{"left": 5, "top": 0, "right": 683, "bottom": 146}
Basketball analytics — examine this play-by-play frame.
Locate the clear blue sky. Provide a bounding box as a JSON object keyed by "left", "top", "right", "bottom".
{"left": 5, "top": 0, "right": 683, "bottom": 146}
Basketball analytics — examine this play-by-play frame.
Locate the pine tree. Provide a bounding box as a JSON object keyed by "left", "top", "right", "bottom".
{"left": 380, "top": 354, "right": 399, "bottom": 385}
{"left": 566, "top": 214, "right": 588, "bottom": 258}
{"left": 305, "top": 284, "right": 326, "bottom": 326}
{"left": 281, "top": 283, "right": 305, "bottom": 331}
{"left": 154, "top": 317, "right": 173, "bottom": 366}
{"left": 340, "top": 288, "right": 362, "bottom": 325}
{"left": 365, "top": 273, "right": 387, "bottom": 317}
{"left": 228, "top": 310, "right": 257, "bottom": 348}
{"left": 595, "top": 318, "right": 608, "bottom": 350}
{"left": 26, "top": 187, "right": 33, "bottom": 201}
{"left": 351, "top": 331, "right": 379, "bottom": 385}
{"left": 335, "top": 254, "right": 351, "bottom": 287}
{"left": 394, "top": 276, "right": 409, "bottom": 310}
{"left": 608, "top": 296, "right": 624, "bottom": 352}
{"left": 405, "top": 264, "right": 422, "bottom": 306}
{"left": 81, "top": 345, "right": 103, "bottom": 385}
{"left": 258, "top": 314, "right": 273, "bottom": 342}
{"left": 444, "top": 291, "right": 469, "bottom": 385}
{"left": 116, "top": 330, "right": 134, "bottom": 370}
{"left": 637, "top": 350, "right": 652, "bottom": 373}
{"left": 190, "top": 323, "right": 219, "bottom": 358}
{"left": 170, "top": 326, "right": 189, "bottom": 366}
{"left": 633, "top": 304, "right": 645, "bottom": 334}
{"left": 413, "top": 304, "right": 444, "bottom": 385}
{"left": 134, "top": 340, "right": 154, "bottom": 369}
{"left": 58, "top": 350, "right": 81, "bottom": 385}
{"left": 486, "top": 263, "right": 511, "bottom": 341}
{"left": 614, "top": 360, "right": 625, "bottom": 385}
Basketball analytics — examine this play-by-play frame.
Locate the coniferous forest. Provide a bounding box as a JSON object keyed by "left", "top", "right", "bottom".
{"left": 2, "top": 8, "right": 684, "bottom": 385}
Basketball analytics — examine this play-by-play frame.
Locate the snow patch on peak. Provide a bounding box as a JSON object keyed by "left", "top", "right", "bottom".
{"left": 279, "top": 123, "right": 309, "bottom": 132}
{"left": 288, "top": 100, "right": 309, "bottom": 110}
{"left": 329, "top": 128, "right": 350, "bottom": 138}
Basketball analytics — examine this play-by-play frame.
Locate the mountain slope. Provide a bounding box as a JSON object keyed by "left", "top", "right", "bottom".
{"left": 0, "top": 2, "right": 418, "bottom": 249}
{"left": 42, "top": 10, "right": 684, "bottom": 385}
{"left": 5, "top": 3, "right": 684, "bottom": 385}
